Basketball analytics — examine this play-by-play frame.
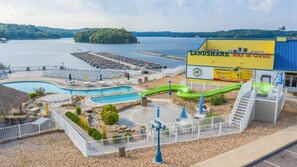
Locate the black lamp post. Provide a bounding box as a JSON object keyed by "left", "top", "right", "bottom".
{"left": 167, "top": 79, "right": 172, "bottom": 95}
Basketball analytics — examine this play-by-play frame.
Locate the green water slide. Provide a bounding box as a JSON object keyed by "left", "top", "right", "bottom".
{"left": 140, "top": 82, "right": 273, "bottom": 99}
{"left": 252, "top": 82, "right": 273, "bottom": 95}
{"left": 141, "top": 83, "right": 242, "bottom": 99}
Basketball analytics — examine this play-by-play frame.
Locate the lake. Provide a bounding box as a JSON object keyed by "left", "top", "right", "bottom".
{"left": 0, "top": 37, "right": 204, "bottom": 69}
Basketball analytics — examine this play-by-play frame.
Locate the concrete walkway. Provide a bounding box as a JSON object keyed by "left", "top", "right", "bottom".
{"left": 193, "top": 124, "right": 297, "bottom": 167}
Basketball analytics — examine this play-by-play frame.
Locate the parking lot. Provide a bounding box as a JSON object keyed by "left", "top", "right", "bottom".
{"left": 249, "top": 142, "right": 297, "bottom": 167}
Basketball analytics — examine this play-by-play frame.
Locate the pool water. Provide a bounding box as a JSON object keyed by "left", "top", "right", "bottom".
{"left": 91, "top": 93, "right": 141, "bottom": 104}
{"left": 2, "top": 81, "right": 136, "bottom": 96}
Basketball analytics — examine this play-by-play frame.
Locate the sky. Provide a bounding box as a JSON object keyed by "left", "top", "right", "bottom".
{"left": 0, "top": 0, "right": 296, "bottom": 32}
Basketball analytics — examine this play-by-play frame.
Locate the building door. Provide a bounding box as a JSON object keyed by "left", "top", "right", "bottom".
{"left": 285, "top": 73, "right": 297, "bottom": 92}
{"left": 261, "top": 75, "right": 271, "bottom": 83}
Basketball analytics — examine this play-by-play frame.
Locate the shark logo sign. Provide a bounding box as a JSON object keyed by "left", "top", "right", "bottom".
{"left": 193, "top": 67, "right": 202, "bottom": 77}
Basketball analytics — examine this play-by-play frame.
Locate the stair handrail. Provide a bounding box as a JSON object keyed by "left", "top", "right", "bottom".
{"left": 243, "top": 87, "right": 257, "bottom": 128}
{"left": 229, "top": 80, "right": 253, "bottom": 124}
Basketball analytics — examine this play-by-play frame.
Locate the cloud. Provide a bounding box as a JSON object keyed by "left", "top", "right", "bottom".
{"left": 249, "top": 0, "right": 278, "bottom": 12}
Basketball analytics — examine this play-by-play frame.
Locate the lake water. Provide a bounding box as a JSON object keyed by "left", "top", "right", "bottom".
{"left": 0, "top": 37, "right": 204, "bottom": 69}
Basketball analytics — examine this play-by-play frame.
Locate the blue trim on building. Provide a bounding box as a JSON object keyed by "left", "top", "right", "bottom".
{"left": 274, "top": 40, "right": 297, "bottom": 71}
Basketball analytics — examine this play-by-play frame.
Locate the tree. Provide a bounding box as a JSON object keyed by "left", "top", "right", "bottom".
{"left": 74, "top": 28, "right": 137, "bottom": 44}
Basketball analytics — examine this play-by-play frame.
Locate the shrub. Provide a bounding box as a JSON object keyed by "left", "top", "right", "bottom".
{"left": 29, "top": 92, "right": 38, "bottom": 99}
{"left": 79, "top": 115, "right": 89, "bottom": 131}
{"left": 91, "top": 130, "right": 102, "bottom": 140}
{"left": 101, "top": 104, "right": 118, "bottom": 117}
{"left": 33, "top": 87, "right": 45, "bottom": 96}
{"left": 112, "top": 135, "right": 122, "bottom": 144}
{"left": 206, "top": 112, "right": 220, "bottom": 117}
{"left": 102, "top": 131, "right": 107, "bottom": 139}
{"left": 103, "top": 111, "right": 119, "bottom": 125}
{"left": 124, "top": 133, "right": 133, "bottom": 141}
{"left": 210, "top": 94, "right": 227, "bottom": 106}
{"left": 102, "top": 104, "right": 117, "bottom": 113}
{"left": 75, "top": 106, "right": 82, "bottom": 115}
{"left": 88, "top": 128, "right": 96, "bottom": 136}
{"left": 66, "top": 112, "right": 101, "bottom": 140}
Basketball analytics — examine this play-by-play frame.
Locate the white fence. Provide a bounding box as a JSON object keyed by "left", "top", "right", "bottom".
{"left": 51, "top": 111, "right": 89, "bottom": 157}
{"left": 182, "top": 81, "right": 238, "bottom": 92}
{"left": 162, "top": 65, "right": 185, "bottom": 77}
{"left": 52, "top": 109, "right": 243, "bottom": 156}
{"left": 87, "top": 119, "right": 242, "bottom": 155}
{"left": 0, "top": 119, "right": 56, "bottom": 142}
{"left": 43, "top": 69, "right": 143, "bottom": 81}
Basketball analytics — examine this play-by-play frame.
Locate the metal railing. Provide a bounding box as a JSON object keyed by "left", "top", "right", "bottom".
{"left": 183, "top": 81, "right": 237, "bottom": 92}
{"left": 243, "top": 87, "right": 257, "bottom": 129}
{"left": 229, "top": 80, "right": 253, "bottom": 124}
{"left": 43, "top": 68, "right": 143, "bottom": 81}
{"left": 0, "top": 119, "right": 56, "bottom": 142}
{"left": 87, "top": 119, "right": 242, "bottom": 155}
{"left": 51, "top": 110, "right": 243, "bottom": 157}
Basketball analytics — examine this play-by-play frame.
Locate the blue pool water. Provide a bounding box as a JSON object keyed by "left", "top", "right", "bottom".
{"left": 2, "top": 81, "right": 136, "bottom": 96}
{"left": 91, "top": 93, "right": 141, "bottom": 104}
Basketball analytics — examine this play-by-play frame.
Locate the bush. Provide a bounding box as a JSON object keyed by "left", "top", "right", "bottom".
{"left": 91, "top": 130, "right": 102, "bottom": 140}
{"left": 206, "top": 112, "right": 220, "bottom": 117}
{"left": 103, "top": 111, "right": 119, "bottom": 125}
{"left": 102, "top": 131, "right": 107, "bottom": 139}
{"left": 210, "top": 94, "right": 227, "bottom": 106}
{"left": 112, "top": 135, "right": 122, "bottom": 144}
{"left": 76, "top": 106, "right": 82, "bottom": 115}
{"left": 87, "top": 128, "right": 102, "bottom": 140}
{"left": 29, "top": 92, "right": 38, "bottom": 99}
{"left": 65, "top": 111, "right": 80, "bottom": 124}
{"left": 88, "top": 128, "right": 96, "bottom": 136}
{"left": 79, "top": 115, "right": 89, "bottom": 131}
{"left": 33, "top": 87, "right": 45, "bottom": 96}
{"left": 101, "top": 104, "right": 118, "bottom": 117}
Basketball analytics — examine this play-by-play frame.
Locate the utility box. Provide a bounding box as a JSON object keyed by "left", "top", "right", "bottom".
{"left": 141, "top": 96, "right": 148, "bottom": 106}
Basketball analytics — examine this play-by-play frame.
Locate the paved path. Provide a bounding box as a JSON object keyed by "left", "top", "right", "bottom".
{"left": 193, "top": 124, "right": 297, "bottom": 167}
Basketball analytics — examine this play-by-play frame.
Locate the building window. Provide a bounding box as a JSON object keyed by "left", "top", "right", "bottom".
{"left": 261, "top": 75, "right": 271, "bottom": 83}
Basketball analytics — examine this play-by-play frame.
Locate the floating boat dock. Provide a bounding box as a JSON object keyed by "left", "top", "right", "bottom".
{"left": 71, "top": 51, "right": 167, "bottom": 72}
{"left": 136, "top": 51, "right": 185, "bottom": 61}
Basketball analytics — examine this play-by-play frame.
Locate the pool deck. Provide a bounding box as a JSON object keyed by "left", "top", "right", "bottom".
{"left": 0, "top": 71, "right": 155, "bottom": 93}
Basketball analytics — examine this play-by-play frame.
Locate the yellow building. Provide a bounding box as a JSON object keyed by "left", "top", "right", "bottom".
{"left": 186, "top": 39, "right": 278, "bottom": 85}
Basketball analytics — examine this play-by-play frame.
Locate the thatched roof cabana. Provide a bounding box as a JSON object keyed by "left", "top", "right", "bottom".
{"left": 0, "top": 85, "right": 30, "bottom": 115}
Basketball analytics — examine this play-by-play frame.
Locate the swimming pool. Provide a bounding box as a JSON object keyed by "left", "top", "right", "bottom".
{"left": 90, "top": 93, "right": 141, "bottom": 104}
{"left": 2, "top": 81, "right": 136, "bottom": 96}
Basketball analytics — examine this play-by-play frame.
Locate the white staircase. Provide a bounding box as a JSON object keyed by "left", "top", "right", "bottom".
{"left": 232, "top": 97, "right": 250, "bottom": 122}
{"left": 229, "top": 80, "right": 256, "bottom": 131}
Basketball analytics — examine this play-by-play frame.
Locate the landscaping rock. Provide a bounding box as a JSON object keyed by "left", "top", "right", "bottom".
{"left": 124, "top": 128, "right": 132, "bottom": 132}
{"left": 120, "top": 125, "right": 127, "bottom": 130}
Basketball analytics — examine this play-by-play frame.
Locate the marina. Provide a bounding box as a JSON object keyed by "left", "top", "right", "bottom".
{"left": 71, "top": 51, "right": 167, "bottom": 71}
